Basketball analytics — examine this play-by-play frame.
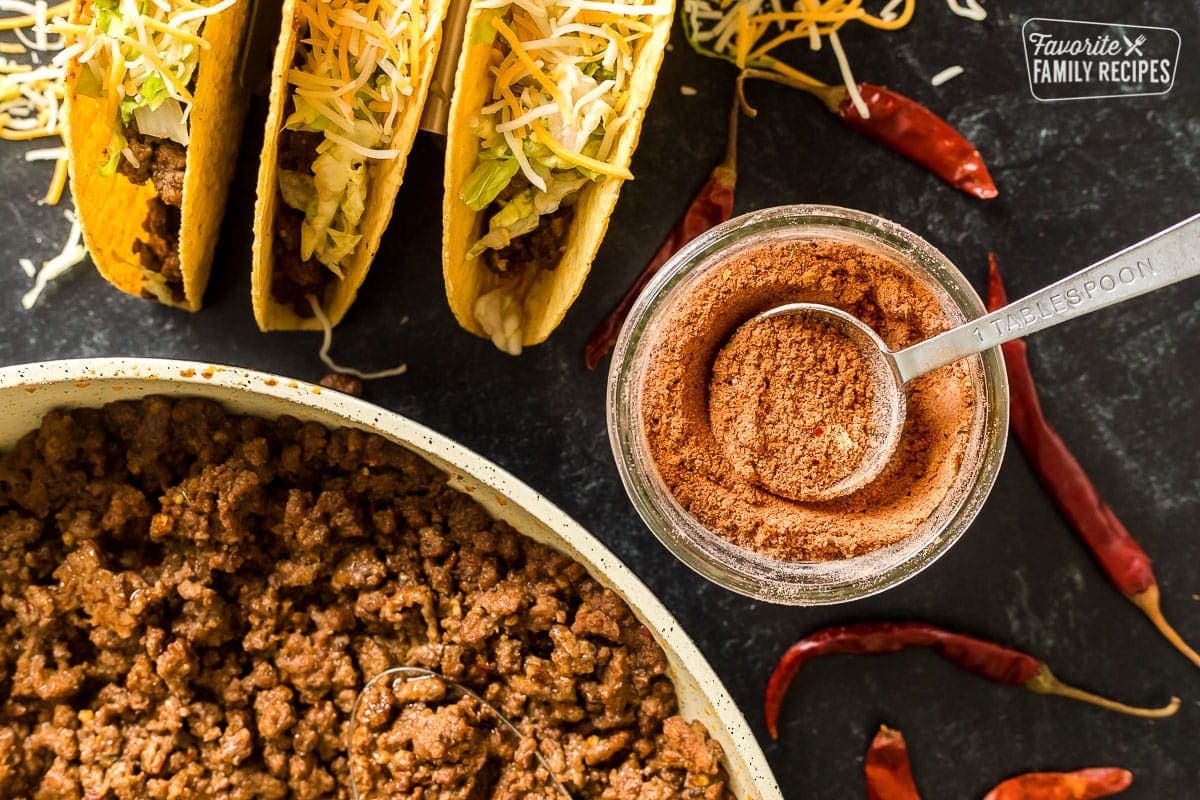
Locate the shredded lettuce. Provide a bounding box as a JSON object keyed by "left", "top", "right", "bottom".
{"left": 132, "top": 99, "right": 188, "bottom": 143}
{"left": 284, "top": 119, "right": 379, "bottom": 275}
{"left": 461, "top": 157, "right": 520, "bottom": 211}
{"left": 463, "top": 0, "right": 662, "bottom": 264}
{"left": 99, "top": 132, "right": 124, "bottom": 176}
{"left": 467, "top": 173, "right": 587, "bottom": 258}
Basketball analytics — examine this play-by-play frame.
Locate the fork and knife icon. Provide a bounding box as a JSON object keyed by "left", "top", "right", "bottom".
{"left": 1123, "top": 33, "right": 1147, "bottom": 56}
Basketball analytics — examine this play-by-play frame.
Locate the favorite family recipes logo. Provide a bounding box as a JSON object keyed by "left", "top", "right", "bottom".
{"left": 1022, "top": 18, "right": 1180, "bottom": 101}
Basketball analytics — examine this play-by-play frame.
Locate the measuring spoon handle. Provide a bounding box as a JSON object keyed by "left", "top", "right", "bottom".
{"left": 892, "top": 213, "right": 1200, "bottom": 383}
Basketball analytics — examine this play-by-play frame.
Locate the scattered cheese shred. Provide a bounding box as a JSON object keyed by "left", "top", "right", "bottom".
{"left": 682, "top": 0, "right": 918, "bottom": 122}
{"left": 3, "top": 0, "right": 89, "bottom": 308}
{"left": 877, "top": 0, "right": 904, "bottom": 23}
{"left": 931, "top": 64, "right": 963, "bottom": 86}
{"left": 947, "top": 0, "right": 985, "bottom": 22}
{"left": 42, "top": 149, "right": 67, "bottom": 202}
{"left": 825, "top": 29, "right": 866, "bottom": 118}
{"left": 308, "top": 294, "right": 409, "bottom": 380}
{"left": 22, "top": 210, "right": 86, "bottom": 308}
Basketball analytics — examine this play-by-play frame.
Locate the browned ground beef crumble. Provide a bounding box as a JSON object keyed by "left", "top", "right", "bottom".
{"left": 117, "top": 126, "right": 187, "bottom": 303}
{"left": 0, "top": 398, "right": 733, "bottom": 799}
{"left": 271, "top": 131, "right": 335, "bottom": 320}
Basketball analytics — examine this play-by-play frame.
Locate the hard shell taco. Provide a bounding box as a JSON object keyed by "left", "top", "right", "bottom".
{"left": 442, "top": 0, "right": 673, "bottom": 354}
{"left": 251, "top": 0, "right": 450, "bottom": 331}
{"left": 61, "top": 0, "right": 252, "bottom": 310}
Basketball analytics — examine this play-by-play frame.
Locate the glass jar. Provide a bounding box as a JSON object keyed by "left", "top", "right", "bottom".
{"left": 607, "top": 205, "right": 1009, "bottom": 605}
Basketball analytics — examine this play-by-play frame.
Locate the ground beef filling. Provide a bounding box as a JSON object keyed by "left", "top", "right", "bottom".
{"left": 272, "top": 129, "right": 333, "bottom": 318}
{"left": 0, "top": 398, "right": 732, "bottom": 800}
{"left": 117, "top": 126, "right": 187, "bottom": 303}
{"left": 485, "top": 205, "right": 575, "bottom": 276}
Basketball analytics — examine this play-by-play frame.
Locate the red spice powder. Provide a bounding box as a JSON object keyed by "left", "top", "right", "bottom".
{"left": 709, "top": 312, "right": 886, "bottom": 500}
{"left": 639, "top": 237, "right": 981, "bottom": 561}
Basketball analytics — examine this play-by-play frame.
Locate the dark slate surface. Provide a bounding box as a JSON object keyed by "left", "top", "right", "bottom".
{"left": 2, "top": 1, "right": 1198, "bottom": 797}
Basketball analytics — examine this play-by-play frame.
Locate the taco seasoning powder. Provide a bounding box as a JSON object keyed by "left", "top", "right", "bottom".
{"left": 639, "top": 238, "right": 980, "bottom": 561}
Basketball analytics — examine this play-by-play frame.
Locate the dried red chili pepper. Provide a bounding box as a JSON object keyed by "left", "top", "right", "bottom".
{"left": 987, "top": 254, "right": 1200, "bottom": 670}
{"left": 983, "top": 768, "right": 1133, "bottom": 800}
{"left": 583, "top": 94, "right": 739, "bottom": 370}
{"left": 763, "top": 622, "right": 1178, "bottom": 740}
{"left": 738, "top": 68, "right": 997, "bottom": 199}
{"left": 865, "top": 726, "right": 922, "bottom": 800}
{"left": 864, "top": 725, "right": 1132, "bottom": 800}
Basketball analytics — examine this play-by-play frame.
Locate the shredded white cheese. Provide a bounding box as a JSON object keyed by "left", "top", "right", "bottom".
{"left": 947, "top": 0, "right": 985, "bottom": 22}
{"left": 931, "top": 65, "right": 963, "bottom": 86}
{"left": 22, "top": 144, "right": 64, "bottom": 159}
{"left": 679, "top": 84, "right": 697, "bottom": 96}
{"left": 878, "top": 0, "right": 904, "bottom": 23}
{"left": 827, "top": 30, "right": 867, "bottom": 118}
{"left": 307, "top": 295, "right": 409, "bottom": 380}
{"left": 475, "top": 0, "right": 667, "bottom": 184}
{"left": 22, "top": 209, "right": 85, "bottom": 308}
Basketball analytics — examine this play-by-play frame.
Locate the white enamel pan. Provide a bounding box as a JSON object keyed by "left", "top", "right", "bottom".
{"left": 0, "top": 358, "right": 783, "bottom": 800}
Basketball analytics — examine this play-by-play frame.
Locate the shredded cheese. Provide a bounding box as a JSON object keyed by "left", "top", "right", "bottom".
{"left": 682, "top": 0, "right": 920, "bottom": 121}
{"left": 287, "top": 0, "right": 427, "bottom": 146}
{"left": 308, "top": 294, "right": 409, "bottom": 379}
{"left": 51, "top": 0, "right": 234, "bottom": 150}
{"left": 826, "top": 29, "right": 865, "bottom": 118}
{"left": 3, "top": 0, "right": 88, "bottom": 307}
{"left": 22, "top": 209, "right": 86, "bottom": 308}
{"left": 476, "top": 0, "right": 668, "bottom": 185}
{"left": 947, "top": 0, "right": 985, "bottom": 22}
{"left": 877, "top": 0, "right": 903, "bottom": 23}
{"left": 931, "top": 64, "right": 963, "bottom": 86}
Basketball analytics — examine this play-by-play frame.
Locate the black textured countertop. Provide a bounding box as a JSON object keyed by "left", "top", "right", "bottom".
{"left": 2, "top": 1, "right": 1198, "bottom": 797}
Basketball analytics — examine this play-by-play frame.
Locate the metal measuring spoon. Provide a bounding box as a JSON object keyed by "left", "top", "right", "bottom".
{"left": 743, "top": 213, "right": 1200, "bottom": 502}
{"left": 346, "top": 666, "right": 573, "bottom": 800}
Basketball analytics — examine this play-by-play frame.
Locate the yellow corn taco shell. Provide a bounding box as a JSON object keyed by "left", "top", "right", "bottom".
{"left": 442, "top": 0, "right": 672, "bottom": 351}
{"left": 65, "top": 0, "right": 251, "bottom": 311}
{"left": 251, "top": 0, "right": 450, "bottom": 331}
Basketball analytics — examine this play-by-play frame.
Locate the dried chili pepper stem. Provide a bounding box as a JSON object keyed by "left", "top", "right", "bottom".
{"left": 1130, "top": 586, "right": 1200, "bottom": 669}
{"left": 738, "top": 66, "right": 841, "bottom": 113}
{"left": 582, "top": 91, "right": 739, "bottom": 370}
{"left": 1024, "top": 664, "right": 1179, "bottom": 719}
{"left": 763, "top": 622, "right": 1178, "bottom": 740}
{"left": 987, "top": 255, "right": 1200, "bottom": 671}
{"left": 865, "top": 726, "right": 922, "bottom": 800}
{"left": 737, "top": 67, "right": 998, "bottom": 199}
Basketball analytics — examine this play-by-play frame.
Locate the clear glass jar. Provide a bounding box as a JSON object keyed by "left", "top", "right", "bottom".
{"left": 607, "top": 205, "right": 1009, "bottom": 605}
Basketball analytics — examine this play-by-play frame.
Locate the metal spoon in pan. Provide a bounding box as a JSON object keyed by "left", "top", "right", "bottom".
{"left": 346, "top": 666, "right": 573, "bottom": 800}
{"left": 741, "top": 213, "right": 1200, "bottom": 503}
